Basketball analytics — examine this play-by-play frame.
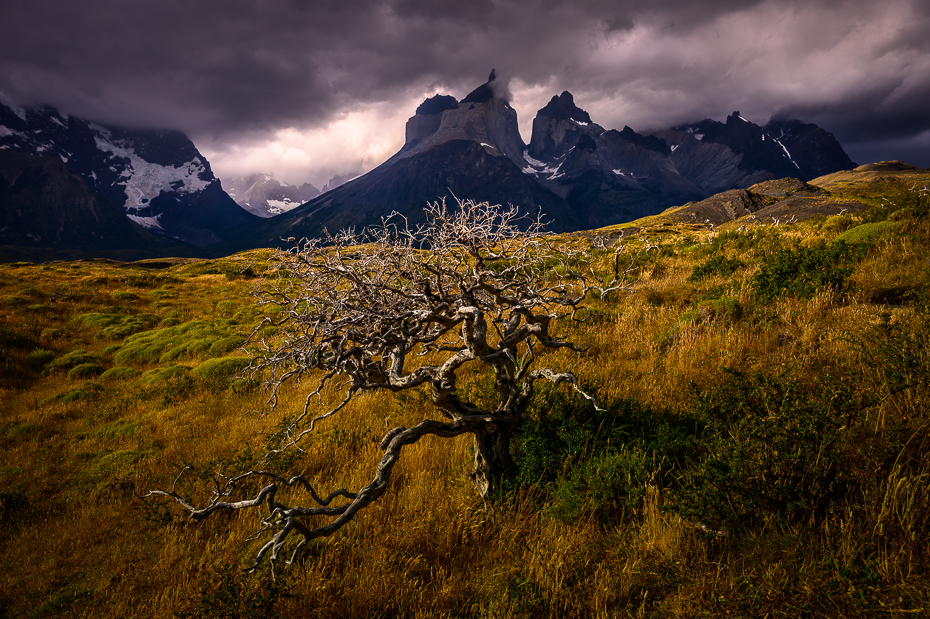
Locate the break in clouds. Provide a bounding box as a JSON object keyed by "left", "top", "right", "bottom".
{"left": 1, "top": 0, "right": 928, "bottom": 186}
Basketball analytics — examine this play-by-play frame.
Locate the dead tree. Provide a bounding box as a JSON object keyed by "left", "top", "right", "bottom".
{"left": 147, "top": 198, "right": 634, "bottom": 574}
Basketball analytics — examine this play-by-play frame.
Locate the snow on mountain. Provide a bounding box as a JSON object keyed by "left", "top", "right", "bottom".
{"left": 224, "top": 173, "right": 320, "bottom": 217}
{"left": 0, "top": 102, "right": 257, "bottom": 246}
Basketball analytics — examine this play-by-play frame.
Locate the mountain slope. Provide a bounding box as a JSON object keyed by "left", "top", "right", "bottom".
{"left": 0, "top": 102, "right": 258, "bottom": 246}
{"left": 0, "top": 150, "right": 186, "bottom": 256}
{"left": 652, "top": 112, "right": 856, "bottom": 195}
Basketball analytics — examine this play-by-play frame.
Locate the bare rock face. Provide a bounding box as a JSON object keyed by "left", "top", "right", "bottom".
{"left": 0, "top": 150, "right": 181, "bottom": 254}
{"left": 398, "top": 73, "right": 527, "bottom": 167}
{"left": 0, "top": 101, "right": 257, "bottom": 246}
{"left": 654, "top": 112, "right": 856, "bottom": 195}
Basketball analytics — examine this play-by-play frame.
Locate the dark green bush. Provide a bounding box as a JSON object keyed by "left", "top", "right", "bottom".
{"left": 0, "top": 326, "right": 35, "bottom": 350}
{"left": 99, "top": 367, "right": 142, "bottom": 382}
{"left": 68, "top": 363, "right": 105, "bottom": 380}
{"left": 751, "top": 240, "right": 863, "bottom": 302}
{"left": 510, "top": 386, "right": 697, "bottom": 522}
{"left": 48, "top": 350, "right": 99, "bottom": 371}
{"left": 669, "top": 370, "right": 856, "bottom": 532}
{"left": 687, "top": 255, "right": 744, "bottom": 283}
{"left": 175, "top": 563, "right": 292, "bottom": 619}
{"left": 27, "top": 348, "right": 55, "bottom": 369}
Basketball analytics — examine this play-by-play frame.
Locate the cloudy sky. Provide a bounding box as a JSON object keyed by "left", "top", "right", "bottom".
{"left": 2, "top": 0, "right": 928, "bottom": 187}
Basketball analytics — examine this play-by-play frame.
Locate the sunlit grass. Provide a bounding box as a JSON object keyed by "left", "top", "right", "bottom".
{"left": 1, "top": 170, "right": 929, "bottom": 616}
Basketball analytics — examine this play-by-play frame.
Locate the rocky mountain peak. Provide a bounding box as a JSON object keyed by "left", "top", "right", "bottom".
{"left": 399, "top": 73, "right": 525, "bottom": 166}
{"left": 416, "top": 95, "right": 458, "bottom": 116}
{"left": 537, "top": 91, "right": 592, "bottom": 124}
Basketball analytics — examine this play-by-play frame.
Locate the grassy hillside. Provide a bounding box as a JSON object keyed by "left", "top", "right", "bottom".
{"left": 1, "top": 164, "right": 928, "bottom": 617}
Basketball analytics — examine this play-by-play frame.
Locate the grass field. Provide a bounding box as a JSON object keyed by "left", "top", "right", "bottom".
{"left": 1, "top": 166, "right": 929, "bottom": 617}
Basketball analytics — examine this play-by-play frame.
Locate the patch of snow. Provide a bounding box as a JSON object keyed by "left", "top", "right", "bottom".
{"left": 127, "top": 214, "right": 164, "bottom": 230}
{"left": 737, "top": 114, "right": 749, "bottom": 122}
{"left": 671, "top": 144, "right": 679, "bottom": 152}
{"left": 773, "top": 137, "right": 800, "bottom": 170}
{"left": 613, "top": 169, "right": 627, "bottom": 176}
{"left": 685, "top": 127, "right": 696, "bottom": 134}
{"left": 36, "top": 145, "right": 46, "bottom": 152}
{"left": 695, "top": 134, "right": 704, "bottom": 141}
{"left": 60, "top": 155, "right": 68, "bottom": 163}
{"left": 49, "top": 115, "right": 66, "bottom": 128}
{"left": 479, "top": 142, "right": 497, "bottom": 150}
{"left": 266, "top": 198, "right": 302, "bottom": 215}
{"left": 523, "top": 150, "right": 546, "bottom": 168}
{"left": 94, "top": 135, "right": 211, "bottom": 211}
{"left": 572, "top": 119, "right": 589, "bottom": 126}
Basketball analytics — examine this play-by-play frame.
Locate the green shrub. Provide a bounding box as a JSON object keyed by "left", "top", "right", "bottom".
{"left": 687, "top": 255, "right": 744, "bottom": 283}
{"left": 74, "top": 312, "right": 159, "bottom": 339}
{"left": 27, "top": 348, "right": 55, "bottom": 369}
{"left": 99, "top": 367, "right": 142, "bottom": 382}
{"left": 751, "top": 240, "right": 863, "bottom": 302}
{"left": 208, "top": 336, "right": 244, "bottom": 355}
{"left": 68, "top": 363, "right": 105, "bottom": 380}
{"left": 113, "top": 320, "right": 243, "bottom": 366}
{"left": 93, "top": 420, "right": 140, "bottom": 440}
{"left": 670, "top": 370, "right": 856, "bottom": 532}
{"left": 141, "top": 365, "right": 191, "bottom": 386}
{"left": 51, "top": 382, "right": 105, "bottom": 403}
{"left": 192, "top": 356, "right": 250, "bottom": 390}
{"left": 510, "top": 386, "right": 696, "bottom": 521}
{"left": 681, "top": 297, "right": 742, "bottom": 325}
{"left": 48, "top": 350, "right": 99, "bottom": 371}
{"left": 836, "top": 220, "right": 900, "bottom": 245}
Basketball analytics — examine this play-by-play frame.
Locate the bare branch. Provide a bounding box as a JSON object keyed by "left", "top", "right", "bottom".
{"left": 151, "top": 198, "right": 637, "bottom": 574}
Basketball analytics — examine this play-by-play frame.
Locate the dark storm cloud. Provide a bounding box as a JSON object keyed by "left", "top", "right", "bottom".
{"left": 1, "top": 0, "right": 927, "bottom": 170}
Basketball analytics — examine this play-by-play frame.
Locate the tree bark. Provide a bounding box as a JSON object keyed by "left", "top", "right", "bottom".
{"left": 471, "top": 420, "right": 515, "bottom": 499}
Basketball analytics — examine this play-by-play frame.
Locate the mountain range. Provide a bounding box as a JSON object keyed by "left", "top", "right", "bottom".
{"left": 0, "top": 102, "right": 257, "bottom": 249}
{"left": 0, "top": 73, "right": 859, "bottom": 258}
{"left": 222, "top": 72, "right": 856, "bottom": 250}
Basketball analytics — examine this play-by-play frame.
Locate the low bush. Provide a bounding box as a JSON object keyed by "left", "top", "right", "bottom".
{"left": 68, "top": 363, "right": 105, "bottom": 380}
{"left": 670, "top": 370, "right": 857, "bottom": 532}
{"left": 27, "top": 349, "right": 55, "bottom": 369}
{"left": 191, "top": 356, "right": 250, "bottom": 390}
{"left": 510, "top": 386, "right": 696, "bottom": 521}
{"left": 836, "top": 220, "right": 900, "bottom": 244}
{"left": 48, "top": 350, "right": 99, "bottom": 371}
{"left": 751, "top": 240, "right": 863, "bottom": 302}
{"left": 687, "top": 255, "right": 744, "bottom": 283}
{"left": 113, "top": 320, "right": 244, "bottom": 366}
{"left": 99, "top": 367, "right": 141, "bottom": 382}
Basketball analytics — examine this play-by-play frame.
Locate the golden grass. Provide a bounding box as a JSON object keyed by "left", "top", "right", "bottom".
{"left": 1, "top": 185, "right": 929, "bottom": 617}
